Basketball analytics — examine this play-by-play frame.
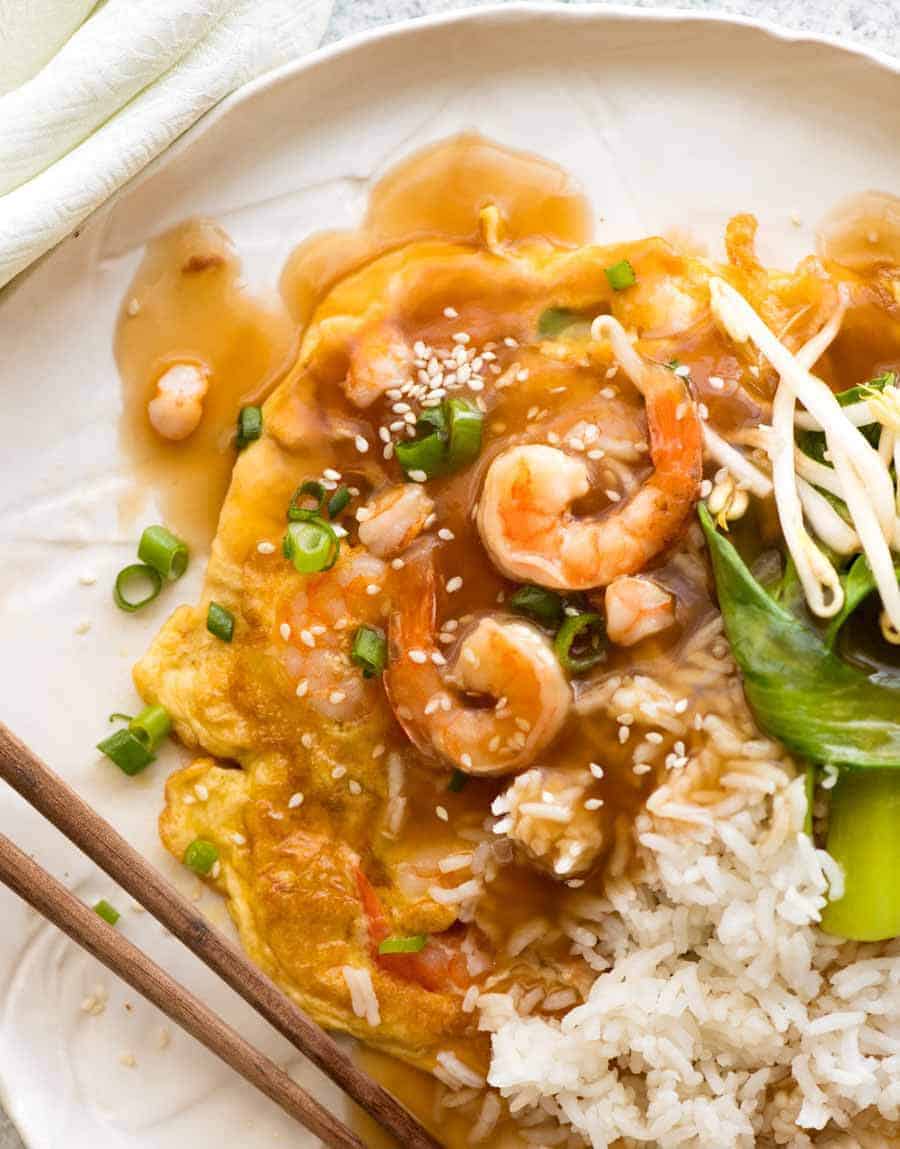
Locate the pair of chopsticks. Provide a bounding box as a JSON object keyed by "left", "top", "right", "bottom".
{"left": 0, "top": 722, "right": 443, "bottom": 1149}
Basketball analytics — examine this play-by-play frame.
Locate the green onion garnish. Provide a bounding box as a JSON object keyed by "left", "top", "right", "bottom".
{"left": 378, "top": 935, "right": 428, "bottom": 955}
{"left": 283, "top": 519, "right": 340, "bottom": 573}
{"left": 236, "top": 405, "right": 263, "bottom": 449}
{"left": 183, "top": 839, "right": 219, "bottom": 876}
{"left": 447, "top": 768, "right": 468, "bottom": 792}
{"left": 396, "top": 398, "right": 484, "bottom": 480}
{"left": 510, "top": 585, "right": 565, "bottom": 629}
{"left": 604, "top": 259, "right": 637, "bottom": 291}
{"left": 395, "top": 429, "right": 448, "bottom": 479}
{"left": 288, "top": 479, "right": 326, "bottom": 521}
{"left": 207, "top": 601, "right": 234, "bottom": 642}
{"left": 538, "top": 307, "right": 580, "bottom": 337}
{"left": 93, "top": 899, "right": 121, "bottom": 926}
{"left": 351, "top": 625, "right": 387, "bottom": 678}
{"left": 137, "top": 525, "right": 189, "bottom": 581}
{"left": 327, "top": 486, "right": 351, "bottom": 519}
{"left": 97, "top": 728, "right": 155, "bottom": 775}
{"left": 113, "top": 563, "right": 162, "bottom": 612}
{"left": 554, "top": 612, "right": 607, "bottom": 674}
{"left": 445, "top": 398, "right": 483, "bottom": 471}
{"left": 129, "top": 704, "right": 171, "bottom": 751}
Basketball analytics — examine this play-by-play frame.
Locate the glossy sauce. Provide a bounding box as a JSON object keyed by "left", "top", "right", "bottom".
{"left": 118, "top": 138, "right": 900, "bottom": 1149}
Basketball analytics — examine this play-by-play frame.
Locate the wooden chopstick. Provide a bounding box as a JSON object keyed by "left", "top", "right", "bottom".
{"left": 0, "top": 831, "right": 366, "bottom": 1149}
{"left": 0, "top": 722, "right": 443, "bottom": 1149}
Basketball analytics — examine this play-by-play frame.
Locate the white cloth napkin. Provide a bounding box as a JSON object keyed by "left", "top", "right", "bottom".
{"left": 0, "top": 0, "right": 334, "bottom": 290}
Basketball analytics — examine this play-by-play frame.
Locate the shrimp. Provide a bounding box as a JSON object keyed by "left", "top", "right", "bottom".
{"left": 385, "top": 546, "right": 570, "bottom": 776}
{"left": 476, "top": 316, "right": 702, "bottom": 589}
{"left": 147, "top": 362, "right": 209, "bottom": 441}
{"left": 604, "top": 575, "right": 676, "bottom": 647}
{"left": 280, "top": 549, "right": 388, "bottom": 721}
{"left": 344, "top": 319, "right": 412, "bottom": 408}
{"left": 358, "top": 483, "right": 435, "bottom": 559}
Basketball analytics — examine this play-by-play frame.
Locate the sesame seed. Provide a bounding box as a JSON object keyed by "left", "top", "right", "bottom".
{"left": 600, "top": 386, "right": 616, "bottom": 399}
{"left": 347, "top": 779, "right": 363, "bottom": 797}
{"left": 231, "top": 832, "right": 247, "bottom": 846}
{"left": 78, "top": 572, "right": 98, "bottom": 586}
{"left": 673, "top": 364, "right": 691, "bottom": 378}
{"left": 365, "top": 583, "right": 381, "bottom": 596}
{"left": 435, "top": 805, "right": 449, "bottom": 821}
{"left": 446, "top": 576, "right": 463, "bottom": 593}
{"left": 605, "top": 489, "right": 622, "bottom": 503}
{"left": 408, "top": 649, "right": 428, "bottom": 664}
{"left": 329, "top": 690, "right": 346, "bottom": 704}
{"left": 646, "top": 731, "right": 664, "bottom": 744}
{"left": 300, "top": 629, "right": 315, "bottom": 647}
{"left": 547, "top": 431, "right": 561, "bottom": 446}
{"left": 431, "top": 651, "right": 446, "bottom": 666}
{"left": 257, "top": 541, "right": 276, "bottom": 555}
{"left": 618, "top": 726, "right": 630, "bottom": 744}
{"left": 211, "top": 860, "right": 222, "bottom": 878}
{"left": 372, "top": 744, "right": 385, "bottom": 759}
{"left": 438, "top": 528, "right": 455, "bottom": 541}
{"left": 708, "top": 374, "right": 725, "bottom": 390}
{"left": 391, "top": 557, "right": 405, "bottom": 570}
{"left": 589, "top": 762, "right": 605, "bottom": 779}
{"left": 195, "top": 784, "right": 209, "bottom": 801}
{"left": 279, "top": 622, "right": 292, "bottom": 641}
{"left": 354, "top": 435, "right": 369, "bottom": 453}
{"left": 460, "top": 753, "right": 473, "bottom": 768}
{"left": 452, "top": 332, "right": 470, "bottom": 345}
{"left": 288, "top": 792, "right": 304, "bottom": 809}
{"left": 409, "top": 470, "right": 428, "bottom": 483}
{"left": 585, "top": 798, "right": 605, "bottom": 811}
{"left": 296, "top": 679, "right": 309, "bottom": 698}
{"left": 503, "top": 337, "right": 518, "bottom": 348}
{"left": 633, "top": 763, "right": 652, "bottom": 775}
{"left": 310, "top": 624, "right": 326, "bottom": 636}
{"left": 516, "top": 369, "right": 530, "bottom": 383}
{"left": 323, "top": 468, "right": 341, "bottom": 482}
{"left": 301, "top": 732, "right": 314, "bottom": 749}
{"left": 443, "top": 306, "right": 459, "bottom": 319}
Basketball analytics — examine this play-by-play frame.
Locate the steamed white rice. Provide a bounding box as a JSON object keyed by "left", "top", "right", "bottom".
{"left": 479, "top": 777, "right": 900, "bottom": 1148}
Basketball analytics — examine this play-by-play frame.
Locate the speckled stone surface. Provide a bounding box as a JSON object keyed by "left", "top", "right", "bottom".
{"left": 0, "top": 2, "right": 895, "bottom": 1146}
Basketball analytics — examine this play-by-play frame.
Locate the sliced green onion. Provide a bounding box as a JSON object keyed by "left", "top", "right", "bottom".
{"left": 327, "top": 486, "right": 351, "bottom": 519}
{"left": 447, "top": 768, "right": 468, "bottom": 793}
{"left": 183, "top": 839, "right": 219, "bottom": 876}
{"left": 554, "top": 612, "right": 607, "bottom": 674}
{"left": 283, "top": 519, "right": 340, "bottom": 573}
{"left": 236, "top": 405, "right": 263, "bottom": 449}
{"left": 129, "top": 704, "right": 171, "bottom": 752}
{"left": 113, "top": 563, "right": 162, "bottom": 612}
{"left": 417, "top": 406, "right": 448, "bottom": 435}
{"left": 396, "top": 430, "right": 447, "bottom": 479}
{"left": 93, "top": 899, "right": 121, "bottom": 926}
{"left": 351, "top": 625, "right": 387, "bottom": 678}
{"left": 538, "top": 307, "right": 580, "bottom": 337}
{"left": 207, "top": 601, "right": 235, "bottom": 642}
{"left": 137, "top": 525, "right": 189, "bottom": 581}
{"left": 97, "top": 728, "right": 155, "bottom": 775}
{"left": 288, "top": 480, "right": 326, "bottom": 521}
{"left": 378, "top": 934, "right": 428, "bottom": 955}
{"left": 510, "top": 585, "right": 565, "bottom": 629}
{"left": 445, "top": 398, "right": 483, "bottom": 471}
{"left": 604, "top": 259, "right": 637, "bottom": 291}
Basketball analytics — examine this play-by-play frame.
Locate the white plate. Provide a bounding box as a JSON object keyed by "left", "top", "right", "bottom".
{"left": 0, "top": 5, "right": 898, "bottom": 1146}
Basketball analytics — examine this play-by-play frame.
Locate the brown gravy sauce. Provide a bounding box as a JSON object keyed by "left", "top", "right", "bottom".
{"left": 115, "top": 135, "right": 590, "bottom": 550}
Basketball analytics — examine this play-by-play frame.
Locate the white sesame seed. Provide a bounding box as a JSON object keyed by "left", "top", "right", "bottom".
{"left": 195, "top": 784, "right": 209, "bottom": 801}
{"left": 633, "top": 763, "right": 652, "bottom": 775}
{"left": 460, "top": 753, "right": 473, "bottom": 769}
{"left": 257, "top": 541, "right": 276, "bottom": 555}
{"left": 646, "top": 731, "right": 664, "bottom": 744}
{"left": 446, "top": 576, "right": 463, "bottom": 593}
{"left": 323, "top": 468, "right": 341, "bottom": 482}
{"left": 78, "top": 572, "right": 98, "bottom": 586}
{"left": 391, "top": 557, "right": 405, "bottom": 570}
{"left": 600, "top": 386, "right": 616, "bottom": 399}
{"left": 452, "top": 332, "right": 470, "bottom": 345}
{"left": 503, "top": 337, "right": 518, "bottom": 348}
{"left": 708, "top": 374, "right": 725, "bottom": 390}
{"left": 409, "top": 470, "right": 428, "bottom": 483}
{"left": 365, "top": 583, "right": 381, "bottom": 596}
{"left": 372, "top": 744, "right": 385, "bottom": 759}
{"left": 310, "top": 624, "right": 326, "bottom": 635}
{"left": 348, "top": 780, "right": 363, "bottom": 796}
{"left": 435, "top": 805, "right": 449, "bottom": 822}
{"left": 431, "top": 651, "right": 447, "bottom": 666}
{"left": 589, "top": 762, "right": 605, "bottom": 779}
{"left": 443, "top": 306, "right": 459, "bottom": 319}
{"left": 516, "top": 369, "right": 530, "bottom": 383}
{"left": 279, "top": 622, "right": 292, "bottom": 641}
{"left": 605, "top": 489, "right": 622, "bottom": 503}
{"left": 300, "top": 629, "right": 315, "bottom": 648}
{"left": 618, "top": 726, "right": 630, "bottom": 744}
{"left": 288, "top": 792, "right": 304, "bottom": 809}
{"left": 438, "top": 528, "right": 455, "bottom": 541}
{"left": 354, "top": 435, "right": 369, "bottom": 453}
{"left": 673, "top": 364, "right": 691, "bottom": 378}
{"left": 231, "top": 832, "right": 247, "bottom": 846}
{"left": 295, "top": 679, "right": 309, "bottom": 698}
{"left": 329, "top": 690, "right": 346, "bottom": 704}
{"left": 408, "top": 649, "right": 428, "bottom": 664}
{"left": 584, "top": 798, "right": 605, "bottom": 811}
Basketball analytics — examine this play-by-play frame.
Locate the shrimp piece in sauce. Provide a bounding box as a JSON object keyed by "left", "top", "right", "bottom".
{"left": 477, "top": 317, "right": 702, "bottom": 590}
{"left": 280, "top": 549, "right": 388, "bottom": 721}
{"left": 358, "top": 483, "right": 435, "bottom": 559}
{"left": 385, "top": 546, "right": 570, "bottom": 776}
{"left": 344, "top": 320, "right": 412, "bottom": 408}
{"left": 604, "top": 575, "right": 676, "bottom": 647}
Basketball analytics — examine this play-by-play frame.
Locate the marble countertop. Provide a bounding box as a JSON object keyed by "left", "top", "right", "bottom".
{"left": 1, "top": 2, "right": 896, "bottom": 1146}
